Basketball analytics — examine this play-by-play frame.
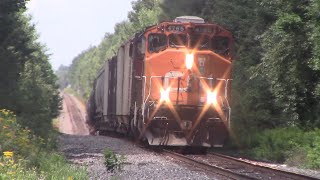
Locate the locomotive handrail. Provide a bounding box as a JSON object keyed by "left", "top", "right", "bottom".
{"left": 134, "top": 76, "right": 146, "bottom": 102}
{"left": 216, "top": 78, "right": 233, "bottom": 98}
{"left": 200, "top": 77, "right": 232, "bottom": 129}
{"left": 216, "top": 78, "right": 232, "bottom": 129}
{"left": 142, "top": 75, "right": 182, "bottom": 124}
{"left": 217, "top": 95, "right": 231, "bottom": 129}
{"left": 143, "top": 75, "right": 169, "bottom": 124}
{"left": 142, "top": 76, "right": 147, "bottom": 106}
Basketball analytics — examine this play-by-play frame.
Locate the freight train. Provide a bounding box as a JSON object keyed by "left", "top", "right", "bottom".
{"left": 87, "top": 16, "right": 234, "bottom": 147}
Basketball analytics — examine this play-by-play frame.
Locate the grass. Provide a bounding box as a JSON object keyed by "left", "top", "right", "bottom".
{"left": 37, "top": 152, "right": 87, "bottom": 180}
{"left": 0, "top": 152, "right": 87, "bottom": 180}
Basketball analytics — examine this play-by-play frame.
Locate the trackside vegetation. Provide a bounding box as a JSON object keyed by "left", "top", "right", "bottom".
{"left": 0, "top": 1, "right": 87, "bottom": 179}
{"left": 103, "top": 148, "right": 126, "bottom": 172}
{"left": 0, "top": 110, "right": 87, "bottom": 179}
{"left": 247, "top": 128, "right": 320, "bottom": 168}
{"left": 58, "top": 0, "right": 320, "bottom": 169}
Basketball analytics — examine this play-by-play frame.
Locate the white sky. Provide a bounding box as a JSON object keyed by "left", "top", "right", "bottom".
{"left": 26, "top": 0, "right": 134, "bottom": 70}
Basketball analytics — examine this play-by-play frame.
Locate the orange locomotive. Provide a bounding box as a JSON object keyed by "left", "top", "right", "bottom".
{"left": 87, "top": 16, "right": 234, "bottom": 147}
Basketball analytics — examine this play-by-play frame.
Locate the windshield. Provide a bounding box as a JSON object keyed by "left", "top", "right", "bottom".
{"left": 148, "top": 34, "right": 167, "bottom": 52}
{"left": 190, "top": 35, "right": 210, "bottom": 50}
{"left": 211, "top": 36, "right": 229, "bottom": 55}
{"left": 169, "top": 34, "right": 187, "bottom": 48}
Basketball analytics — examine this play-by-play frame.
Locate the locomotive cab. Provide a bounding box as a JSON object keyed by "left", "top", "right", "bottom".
{"left": 137, "top": 16, "right": 234, "bottom": 147}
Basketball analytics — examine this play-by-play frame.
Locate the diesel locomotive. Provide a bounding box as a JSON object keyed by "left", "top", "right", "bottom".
{"left": 87, "top": 16, "right": 234, "bottom": 147}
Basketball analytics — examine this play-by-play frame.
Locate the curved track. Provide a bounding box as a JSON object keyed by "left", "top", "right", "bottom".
{"left": 163, "top": 150, "right": 319, "bottom": 180}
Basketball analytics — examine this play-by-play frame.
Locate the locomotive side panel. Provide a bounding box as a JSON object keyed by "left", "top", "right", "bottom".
{"left": 131, "top": 36, "right": 145, "bottom": 107}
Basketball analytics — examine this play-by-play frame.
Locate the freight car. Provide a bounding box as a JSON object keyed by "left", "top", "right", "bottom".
{"left": 87, "top": 16, "right": 234, "bottom": 147}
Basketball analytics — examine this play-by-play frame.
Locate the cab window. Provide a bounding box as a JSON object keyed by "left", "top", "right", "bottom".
{"left": 169, "top": 34, "right": 187, "bottom": 48}
{"left": 148, "top": 34, "right": 167, "bottom": 52}
{"left": 211, "top": 36, "right": 229, "bottom": 55}
{"left": 190, "top": 35, "right": 210, "bottom": 50}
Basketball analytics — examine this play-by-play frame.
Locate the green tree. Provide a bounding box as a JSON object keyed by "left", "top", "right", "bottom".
{"left": 160, "top": 0, "right": 205, "bottom": 20}
{"left": 17, "top": 48, "right": 61, "bottom": 136}
{"left": 0, "top": 11, "right": 35, "bottom": 110}
{"left": 0, "top": 0, "right": 61, "bottom": 138}
{"left": 56, "top": 65, "right": 70, "bottom": 90}
{"left": 259, "top": 0, "right": 320, "bottom": 127}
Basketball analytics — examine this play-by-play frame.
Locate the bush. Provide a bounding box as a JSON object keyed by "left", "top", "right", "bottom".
{"left": 0, "top": 109, "right": 88, "bottom": 179}
{"left": 306, "top": 133, "right": 320, "bottom": 169}
{"left": 0, "top": 109, "right": 42, "bottom": 161}
{"left": 249, "top": 127, "right": 320, "bottom": 169}
{"left": 104, "top": 148, "right": 125, "bottom": 172}
{"left": 252, "top": 128, "right": 300, "bottom": 161}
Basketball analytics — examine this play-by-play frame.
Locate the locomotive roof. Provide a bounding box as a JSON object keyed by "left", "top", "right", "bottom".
{"left": 174, "top": 16, "right": 205, "bottom": 23}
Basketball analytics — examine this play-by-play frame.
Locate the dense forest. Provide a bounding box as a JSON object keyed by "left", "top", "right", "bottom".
{"left": 58, "top": 0, "right": 320, "bottom": 168}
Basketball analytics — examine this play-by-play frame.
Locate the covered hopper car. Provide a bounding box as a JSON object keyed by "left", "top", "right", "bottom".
{"left": 87, "top": 16, "right": 234, "bottom": 147}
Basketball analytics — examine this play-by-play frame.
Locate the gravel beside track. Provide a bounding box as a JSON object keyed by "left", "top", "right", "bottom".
{"left": 59, "top": 134, "right": 219, "bottom": 180}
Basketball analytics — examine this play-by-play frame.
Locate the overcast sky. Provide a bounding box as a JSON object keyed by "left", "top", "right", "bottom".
{"left": 26, "top": 0, "right": 134, "bottom": 70}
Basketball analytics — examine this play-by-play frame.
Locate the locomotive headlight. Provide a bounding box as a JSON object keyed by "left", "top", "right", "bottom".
{"left": 160, "top": 88, "right": 170, "bottom": 102}
{"left": 207, "top": 91, "right": 217, "bottom": 104}
{"left": 185, "top": 53, "right": 194, "bottom": 69}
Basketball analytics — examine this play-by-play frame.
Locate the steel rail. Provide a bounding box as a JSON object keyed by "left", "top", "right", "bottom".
{"left": 162, "top": 150, "right": 257, "bottom": 180}
{"left": 209, "top": 153, "right": 319, "bottom": 180}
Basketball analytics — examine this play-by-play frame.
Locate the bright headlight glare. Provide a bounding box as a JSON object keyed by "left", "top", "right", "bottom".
{"left": 160, "top": 88, "right": 170, "bottom": 102}
{"left": 207, "top": 91, "right": 217, "bottom": 104}
{"left": 185, "top": 53, "right": 194, "bottom": 69}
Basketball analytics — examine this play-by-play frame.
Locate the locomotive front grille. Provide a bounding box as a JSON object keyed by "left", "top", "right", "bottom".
{"left": 180, "top": 120, "right": 192, "bottom": 130}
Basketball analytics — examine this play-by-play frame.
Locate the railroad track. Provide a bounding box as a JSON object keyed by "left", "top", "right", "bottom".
{"left": 162, "top": 150, "right": 319, "bottom": 180}
{"left": 64, "top": 94, "right": 88, "bottom": 135}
